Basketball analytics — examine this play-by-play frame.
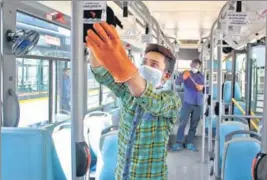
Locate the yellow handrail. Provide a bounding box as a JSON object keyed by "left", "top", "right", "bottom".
{"left": 231, "top": 98, "right": 259, "bottom": 131}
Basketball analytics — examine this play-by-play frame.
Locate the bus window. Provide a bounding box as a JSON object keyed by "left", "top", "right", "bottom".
{"left": 87, "top": 64, "right": 100, "bottom": 109}
{"left": 16, "top": 11, "right": 71, "bottom": 126}
{"left": 17, "top": 58, "right": 49, "bottom": 127}
{"left": 55, "top": 61, "right": 71, "bottom": 122}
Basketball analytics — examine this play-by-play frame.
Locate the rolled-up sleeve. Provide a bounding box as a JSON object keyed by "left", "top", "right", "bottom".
{"left": 91, "top": 66, "right": 132, "bottom": 104}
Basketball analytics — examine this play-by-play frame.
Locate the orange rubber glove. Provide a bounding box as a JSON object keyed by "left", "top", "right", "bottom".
{"left": 183, "top": 70, "right": 190, "bottom": 80}
{"left": 196, "top": 84, "right": 204, "bottom": 91}
{"left": 86, "top": 22, "right": 138, "bottom": 83}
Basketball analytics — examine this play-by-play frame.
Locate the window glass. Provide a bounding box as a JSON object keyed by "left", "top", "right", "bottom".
{"left": 55, "top": 61, "right": 71, "bottom": 122}
{"left": 17, "top": 58, "right": 49, "bottom": 127}
{"left": 87, "top": 64, "right": 100, "bottom": 109}
{"left": 16, "top": 11, "right": 71, "bottom": 59}
{"left": 102, "top": 86, "right": 114, "bottom": 105}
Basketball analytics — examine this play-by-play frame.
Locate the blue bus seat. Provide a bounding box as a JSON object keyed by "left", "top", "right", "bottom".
{"left": 225, "top": 60, "right": 232, "bottom": 72}
{"left": 219, "top": 122, "right": 249, "bottom": 170}
{"left": 212, "top": 85, "right": 218, "bottom": 100}
{"left": 96, "top": 130, "right": 118, "bottom": 180}
{"left": 205, "top": 115, "right": 217, "bottom": 137}
{"left": 223, "top": 81, "right": 242, "bottom": 105}
{"left": 1, "top": 127, "right": 66, "bottom": 180}
{"left": 233, "top": 101, "right": 246, "bottom": 116}
{"left": 222, "top": 135, "right": 261, "bottom": 180}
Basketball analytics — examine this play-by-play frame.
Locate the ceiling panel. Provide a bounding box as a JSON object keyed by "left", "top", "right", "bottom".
{"left": 38, "top": 1, "right": 226, "bottom": 46}
{"left": 144, "top": 1, "right": 226, "bottom": 40}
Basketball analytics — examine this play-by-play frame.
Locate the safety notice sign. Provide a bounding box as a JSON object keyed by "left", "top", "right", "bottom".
{"left": 141, "top": 34, "right": 153, "bottom": 43}
{"left": 83, "top": 1, "right": 107, "bottom": 24}
{"left": 225, "top": 12, "right": 248, "bottom": 25}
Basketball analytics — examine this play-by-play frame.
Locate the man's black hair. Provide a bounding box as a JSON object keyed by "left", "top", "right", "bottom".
{"left": 144, "top": 44, "right": 176, "bottom": 75}
{"left": 192, "top": 59, "right": 202, "bottom": 66}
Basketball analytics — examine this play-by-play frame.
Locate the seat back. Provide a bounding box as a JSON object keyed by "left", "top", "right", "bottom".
{"left": 219, "top": 122, "right": 249, "bottom": 168}
{"left": 1, "top": 127, "right": 66, "bottom": 180}
{"left": 222, "top": 131, "right": 261, "bottom": 180}
{"left": 52, "top": 123, "right": 72, "bottom": 179}
{"left": 233, "top": 101, "right": 246, "bottom": 116}
{"left": 212, "top": 85, "right": 218, "bottom": 100}
{"left": 223, "top": 81, "right": 242, "bottom": 104}
{"left": 84, "top": 111, "right": 112, "bottom": 158}
{"left": 204, "top": 115, "right": 217, "bottom": 137}
{"left": 96, "top": 130, "right": 118, "bottom": 180}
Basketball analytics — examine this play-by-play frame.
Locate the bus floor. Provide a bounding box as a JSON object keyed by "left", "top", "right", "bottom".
{"left": 167, "top": 136, "right": 209, "bottom": 180}
{"left": 167, "top": 130, "right": 209, "bottom": 180}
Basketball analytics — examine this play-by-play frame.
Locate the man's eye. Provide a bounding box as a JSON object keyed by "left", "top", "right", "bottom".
{"left": 151, "top": 63, "right": 158, "bottom": 67}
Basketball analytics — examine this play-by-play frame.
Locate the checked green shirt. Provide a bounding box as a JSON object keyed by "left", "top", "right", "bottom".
{"left": 92, "top": 66, "right": 181, "bottom": 180}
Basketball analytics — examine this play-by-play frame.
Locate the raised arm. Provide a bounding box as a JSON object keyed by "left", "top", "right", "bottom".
{"left": 89, "top": 53, "right": 132, "bottom": 104}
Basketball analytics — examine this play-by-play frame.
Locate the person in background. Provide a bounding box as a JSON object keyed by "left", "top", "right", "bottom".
{"left": 171, "top": 59, "right": 204, "bottom": 152}
{"left": 61, "top": 67, "right": 71, "bottom": 113}
{"left": 86, "top": 22, "right": 181, "bottom": 180}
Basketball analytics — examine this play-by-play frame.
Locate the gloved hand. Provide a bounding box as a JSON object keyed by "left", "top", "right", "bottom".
{"left": 183, "top": 70, "right": 190, "bottom": 80}
{"left": 196, "top": 84, "right": 204, "bottom": 91}
{"left": 86, "top": 22, "right": 138, "bottom": 83}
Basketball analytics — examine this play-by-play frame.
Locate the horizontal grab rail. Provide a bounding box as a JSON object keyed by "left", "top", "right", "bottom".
{"left": 222, "top": 115, "right": 263, "bottom": 120}
{"left": 231, "top": 98, "right": 259, "bottom": 131}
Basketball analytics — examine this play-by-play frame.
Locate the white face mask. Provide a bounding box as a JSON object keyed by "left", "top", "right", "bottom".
{"left": 139, "top": 65, "right": 163, "bottom": 88}
{"left": 191, "top": 68, "right": 198, "bottom": 73}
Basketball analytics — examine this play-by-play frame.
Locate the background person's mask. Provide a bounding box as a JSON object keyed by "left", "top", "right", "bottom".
{"left": 191, "top": 68, "right": 198, "bottom": 73}
{"left": 139, "top": 65, "right": 163, "bottom": 88}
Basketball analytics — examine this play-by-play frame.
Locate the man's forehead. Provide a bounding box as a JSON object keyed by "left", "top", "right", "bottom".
{"left": 192, "top": 61, "right": 200, "bottom": 66}
{"left": 144, "top": 52, "right": 165, "bottom": 61}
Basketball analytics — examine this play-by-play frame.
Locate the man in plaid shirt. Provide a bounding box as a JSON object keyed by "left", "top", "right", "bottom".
{"left": 87, "top": 22, "right": 181, "bottom": 180}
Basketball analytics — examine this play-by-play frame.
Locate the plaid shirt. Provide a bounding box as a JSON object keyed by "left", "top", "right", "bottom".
{"left": 92, "top": 66, "right": 181, "bottom": 180}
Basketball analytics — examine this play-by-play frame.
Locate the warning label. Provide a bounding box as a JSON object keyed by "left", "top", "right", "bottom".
{"left": 226, "top": 12, "right": 248, "bottom": 25}
{"left": 83, "top": 2, "right": 106, "bottom": 10}
{"left": 83, "top": 1, "right": 107, "bottom": 24}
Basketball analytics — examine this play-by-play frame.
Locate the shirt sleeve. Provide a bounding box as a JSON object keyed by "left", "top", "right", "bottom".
{"left": 135, "top": 82, "right": 182, "bottom": 118}
{"left": 91, "top": 66, "right": 132, "bottom": 104}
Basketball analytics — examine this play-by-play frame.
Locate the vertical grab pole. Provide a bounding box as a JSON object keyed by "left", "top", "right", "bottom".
{"left": 208, "top": 20, "right": 217, "bottom": 163}
{"left": 0, "top": 1, "right": 2, "bottom": 179}
{"left": 262, "top": 13, "right": 267, "bottom": 153}
{"left": 245, "top": 43, "right": 253, "bottom": 128}
{"left": 201, "top": 40, "right": 208, "bottom": 163}
{"left": 230, "top": 51, "right": 236, "bottom": 115}
{"left": 71, "top": 0, "right": 87, "bottom": 179}
{"left": 215, "top": 26, "right": 222, "bottom": 178}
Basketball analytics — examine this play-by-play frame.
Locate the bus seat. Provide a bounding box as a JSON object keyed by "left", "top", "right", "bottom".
{"left": 204, "top": 115, "right": 217, "bottom": 137}
{"left": 84, "top": 111, "right": 112, "bottom": 158}
{"left": 96, "top": 129, "right": 118, "bottom": 180}
{"left": 225, "top": 60, "right": 240, "bottom": 72}
{"left": 223, "top": 81, "right": 242, "bottom": 104}
{"left": 221, "top": 130, "right": 261, "bottom": 180}
{"left": 225, "top": 60, "right": 232, "bottom": 72}
{"left": 219, "top": 122, "right": 249, "bottom": 170}
{"left": 212, "top": 85, "right": 218, "bottom": 100}
{"left": 1, "top": 127, "right": 66, "bottom": 180}
{"left": 233, "top": 101, "right": 246, "bottom": 116}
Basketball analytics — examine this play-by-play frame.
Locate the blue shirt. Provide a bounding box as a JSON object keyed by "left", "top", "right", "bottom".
{"left": 176, "top": 71, "right": 204, "bottom": 105}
